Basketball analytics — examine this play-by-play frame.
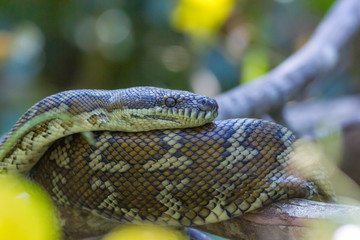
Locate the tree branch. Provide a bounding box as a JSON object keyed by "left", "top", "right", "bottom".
{"left": 215, "top": 0, "right": 360, "bottom": 120}
{"left": 193, "top": 199, "right": 360, "bottom": 240}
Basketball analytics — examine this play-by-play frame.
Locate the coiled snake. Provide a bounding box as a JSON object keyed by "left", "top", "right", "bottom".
{"left": 0, "top": 87, "right": 330, "bottom": 238}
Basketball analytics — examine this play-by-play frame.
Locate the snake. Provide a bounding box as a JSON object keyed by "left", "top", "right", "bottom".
{"left": 0, "top": 87, "right": 331, "bottom": 239}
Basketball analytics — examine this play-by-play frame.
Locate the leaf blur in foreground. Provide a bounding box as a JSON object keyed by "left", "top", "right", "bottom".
{"left": 0, "top": 175, "right": 60, "bottom": 240}
{"left": 103, "top": 224, "right": 189, "bottom": 240}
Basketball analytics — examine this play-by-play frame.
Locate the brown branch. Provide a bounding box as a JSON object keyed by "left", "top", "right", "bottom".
{"left": 215, "top": 0, "right": 360, "bottom": 120}
{"left": 193, "top": 199, "right": 360, "bottom": 240}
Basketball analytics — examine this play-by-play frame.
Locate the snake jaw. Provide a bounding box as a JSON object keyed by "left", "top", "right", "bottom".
{"left": 205, "top": 110, "right": 217, "bottom": 120}
{"left": 170, "top": 108, "right": 215, "bottom": 126}
{"left": 126, "top": 105, "right": 217, "bottom": 129}
{"left": 142, "top": 114, "right": 179, "bottom": 124}
{"left": 143, "top": 108, "right": 215, "bottom": 127}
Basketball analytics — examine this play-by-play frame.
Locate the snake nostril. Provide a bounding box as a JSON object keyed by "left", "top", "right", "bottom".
{"left": 198, "top": 98, "right": 218, "bottom": 112}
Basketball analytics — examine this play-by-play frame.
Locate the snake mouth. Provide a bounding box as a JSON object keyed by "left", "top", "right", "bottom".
{"left": 143, "top": 114, "right": 179, "bottom": 123}
{"left": 129, "top": 107, "right": 217, "bottom": 128}
{"left": 163, "top": 108, "right": 218, "bottom": 124}
{"left": 179, "top": 108, "right": 218, "bottom": 122}
{"left": 129, "top": 112, "right": 180, "bottom": 124}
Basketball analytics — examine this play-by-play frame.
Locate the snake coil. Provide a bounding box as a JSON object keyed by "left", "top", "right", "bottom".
{"left": 0, "top": 87, "right": 331, "bottom": 238}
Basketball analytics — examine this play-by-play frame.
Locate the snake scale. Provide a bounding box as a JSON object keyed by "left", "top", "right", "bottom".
{"left": 0, "top": 87, "right": 330, "bottom": 238}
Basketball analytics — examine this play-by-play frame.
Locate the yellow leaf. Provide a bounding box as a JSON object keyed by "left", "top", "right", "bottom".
{"left": 103, "top": 224, "right": 189, "bottom": 240}
{"left": 171, "top": 0, "right": 236, "bottom": 40}
{"left": 0, "top": 175, "right": 60, "bottom": 240}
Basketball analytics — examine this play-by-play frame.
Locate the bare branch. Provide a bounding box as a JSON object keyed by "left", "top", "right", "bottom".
{"left": 215, "top": 0, "right": 360, "bottom": 120}
{"left": 194, "top": 199, "right": 360, "bottom": 240}
{"left": 186, "top": 228, "right": 214, "bottom": 240}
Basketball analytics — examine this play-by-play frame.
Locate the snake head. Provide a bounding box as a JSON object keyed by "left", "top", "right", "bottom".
{"left": 110, "top": 87, "right": 218, "bottom": 131}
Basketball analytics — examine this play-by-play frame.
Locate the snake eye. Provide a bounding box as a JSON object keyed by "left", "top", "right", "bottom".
{"left": 165, "top": 97, "right": 177, "bottom": 107}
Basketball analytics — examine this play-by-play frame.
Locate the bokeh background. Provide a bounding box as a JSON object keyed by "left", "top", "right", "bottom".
{"left": 0, "top": 0, "right": 345, "bottom": 135}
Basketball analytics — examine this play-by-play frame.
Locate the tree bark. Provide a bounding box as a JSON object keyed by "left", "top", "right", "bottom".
{"left": 194, "top": 199, "right": 360, "bottom": 240}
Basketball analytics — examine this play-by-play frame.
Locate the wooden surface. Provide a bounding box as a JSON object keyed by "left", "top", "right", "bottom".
{"left": 194, "top": 199, "right": 360, "bottom": 240}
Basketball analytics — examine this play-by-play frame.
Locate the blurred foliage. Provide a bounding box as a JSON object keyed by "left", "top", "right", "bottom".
{"left": 0, "top": 175, "right": 60, "bottom": 240}
{"left": 307, "top": 219, "right": 360, "bottom": 240}
{"left": 242, "top": 47, "right": 269, "bottom": 83}
{"left": 171, "top": 0, "right": 236, "bottom": 40}
{"left": 0, "top": 0, "right": 347, "bottom": 135}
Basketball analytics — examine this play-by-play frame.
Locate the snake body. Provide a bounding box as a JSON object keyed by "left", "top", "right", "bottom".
{"left": 30, "top": 118, "right": 319, "bottom": 226}
{"left": 0, "top": 87, "right": 330, "bottom": 238}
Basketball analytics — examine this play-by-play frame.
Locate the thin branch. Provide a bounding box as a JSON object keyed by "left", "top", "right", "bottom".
{"left": 186, "top": 228, "right": 214, "bottom": 240}
{"left": 194, "top": 199, "right": 360, "bottom": 240}
{"left": 215, "top": 0, "right": 360, "bottom": 120}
